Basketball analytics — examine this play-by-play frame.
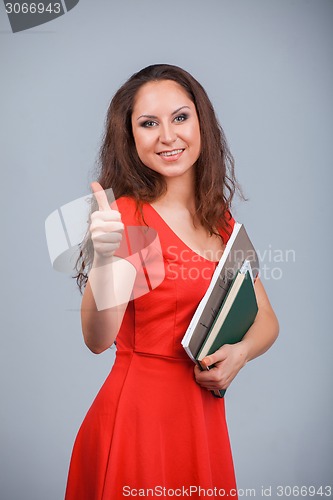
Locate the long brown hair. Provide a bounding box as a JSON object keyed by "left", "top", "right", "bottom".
{"left": 76, "top": 64, "right": 242, "bottom": 291}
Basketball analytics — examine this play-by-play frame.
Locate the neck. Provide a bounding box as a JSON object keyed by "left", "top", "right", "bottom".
{"left": 156, "top": 171, "right": 196, "bottom": 213}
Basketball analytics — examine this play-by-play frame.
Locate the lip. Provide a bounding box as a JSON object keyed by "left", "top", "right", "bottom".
{"left": 156, "top": 148, "right": 185, "bottom": 162}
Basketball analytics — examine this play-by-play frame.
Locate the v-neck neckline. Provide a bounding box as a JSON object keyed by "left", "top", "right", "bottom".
{"left": 146, "top": 203, "right": 222, "bottom": 264}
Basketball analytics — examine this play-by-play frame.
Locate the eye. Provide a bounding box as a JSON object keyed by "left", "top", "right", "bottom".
{"left": 174, "top": 113, "right": 189, "bottom": 123}
{"left": 140, "top": 120, "right": 157, "bottom": 128}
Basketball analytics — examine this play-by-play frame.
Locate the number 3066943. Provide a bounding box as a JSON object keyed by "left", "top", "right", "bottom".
{"left": 5, "top": 3, "right": 61, "bottom": 14}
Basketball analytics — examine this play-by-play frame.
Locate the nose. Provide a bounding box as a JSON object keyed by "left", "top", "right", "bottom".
{"left": 159, "top": 121, "right": 177, "bottom": 144}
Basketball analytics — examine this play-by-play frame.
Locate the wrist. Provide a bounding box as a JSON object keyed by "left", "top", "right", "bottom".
{"left": 238, "top": 339, "right": 252, "bottom": 365}
{"left": 92, "top": 253, "right": 118, "bottom": 269}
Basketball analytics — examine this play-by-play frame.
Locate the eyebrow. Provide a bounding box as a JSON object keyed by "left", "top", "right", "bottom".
{"left": 136, "top": 105, "right": 191, "bottom": 121}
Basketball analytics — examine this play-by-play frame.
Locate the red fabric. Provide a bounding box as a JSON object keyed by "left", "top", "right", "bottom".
{"left": 65, "top": 198, "right": 238, "bottom": 499}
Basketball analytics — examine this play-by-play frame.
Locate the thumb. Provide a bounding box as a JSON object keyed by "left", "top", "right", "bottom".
{"left": 202, "top": 345, "right": 228, "bottom": 367}
{"left": 91, "top": 181, "right": 111, "bottom": 212}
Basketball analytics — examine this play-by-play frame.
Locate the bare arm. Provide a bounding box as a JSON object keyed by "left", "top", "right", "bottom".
{"left": 81, "top": 257, "right": 136, "bottom": 354}
{"left": 194, "top": 277, "right": 279, "bottom": 391}
{"left": 238, "top": 277, "right": 279, "bottom": 361}
{"left": 81, "top": 183, "right": 136, "bottom": 354}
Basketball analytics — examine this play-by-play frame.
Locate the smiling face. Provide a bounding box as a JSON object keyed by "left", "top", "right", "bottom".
{"left": 131, "top": 80, "right": 201, "bottom": 181}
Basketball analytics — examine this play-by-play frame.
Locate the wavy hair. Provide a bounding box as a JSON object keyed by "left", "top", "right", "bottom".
{"left": 76, "top": 64, "right": 243, "bottom": 291}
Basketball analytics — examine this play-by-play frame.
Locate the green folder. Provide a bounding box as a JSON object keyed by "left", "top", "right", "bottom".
{"left": 196, "top": 269, "right": 258, "bottom": 398}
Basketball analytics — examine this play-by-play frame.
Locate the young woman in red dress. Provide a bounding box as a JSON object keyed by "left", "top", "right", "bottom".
{"left": 65, "top": 64, "right": 279, "bottom": 499}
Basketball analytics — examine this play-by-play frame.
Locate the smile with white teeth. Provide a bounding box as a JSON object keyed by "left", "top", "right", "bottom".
{"left": 158, "top": 149, "right": 184, "bottom": 157}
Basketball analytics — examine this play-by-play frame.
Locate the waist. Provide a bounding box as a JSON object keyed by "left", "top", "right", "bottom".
{"left": 115, "top": 346, "right": 193, "bottom": 365}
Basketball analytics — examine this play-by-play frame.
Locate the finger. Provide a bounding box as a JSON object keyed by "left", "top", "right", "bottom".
{"left": 93, "top": 242, "right": 121, "bottom": 258}
{"left": 92, "top": 232, "right": 123, "bottom": 244}
{"left": 91, "top": 181, "right": 111, "bottom": 212}
{"left": 90, "top": 209, "right": 121, "bottom": 222}
{"left": 202, "top": 345, "right": 228, "bottom": 367}
{"left": 90, "top": 220, "right": 124, "bottom": 234}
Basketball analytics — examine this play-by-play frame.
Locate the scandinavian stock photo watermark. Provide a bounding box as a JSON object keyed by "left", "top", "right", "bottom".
{"left": 45, "top": 189, "right": 296, "bottom": 310}
{"left": 165, "top": 245, "right": 295, "bottom": 282}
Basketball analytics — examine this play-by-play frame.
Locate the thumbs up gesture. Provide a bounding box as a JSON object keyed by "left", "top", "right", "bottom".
{"left": 90, "top": 182, "right": 124, "bottom": 263}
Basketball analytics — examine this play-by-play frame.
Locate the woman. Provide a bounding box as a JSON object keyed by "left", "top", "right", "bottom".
{"left": 65, "top": 64, "right": 279, "bottom": 499}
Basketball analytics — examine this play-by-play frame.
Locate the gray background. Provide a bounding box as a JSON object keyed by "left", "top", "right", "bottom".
{"left": 1, "top": 0, "right": 332, "bottom": 498}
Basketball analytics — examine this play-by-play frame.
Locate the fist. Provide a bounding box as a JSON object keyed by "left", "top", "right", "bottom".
{"left": 90, "top": 182, "right": 124, "bottom": 262}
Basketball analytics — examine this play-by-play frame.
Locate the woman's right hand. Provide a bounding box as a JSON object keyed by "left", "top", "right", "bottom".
{"left": 90, "top": 181, "right": 124, "bottom": 265}
{"left": 82, "top": 182, "right": 136, "bottom": 352}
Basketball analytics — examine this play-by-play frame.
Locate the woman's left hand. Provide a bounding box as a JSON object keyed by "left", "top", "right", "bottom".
{"left": 194, "top": 342, "right": 248, "bottom": 392}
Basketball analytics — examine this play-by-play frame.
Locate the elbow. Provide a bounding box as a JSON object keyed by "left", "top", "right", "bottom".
{"left": 86, "top": 343, "right": 107, "bottom": 355}
{"left": 84, "top": 339, "right": 115, "bottom": 355}
{"left": 271, "top": 310, "right": 280, "bottom": 343}
{"left": 82, "top": 328, "right": 117, "bottom": 355}
{"left": 81, "top": 315, "right": 120, "bottom": 354}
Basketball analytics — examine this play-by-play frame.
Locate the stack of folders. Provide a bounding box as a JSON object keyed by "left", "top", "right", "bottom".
{"left": 196, "top": 261, "right": 258, "bottom": 398}
{"left": 181, "top": 222, "right": 260, "bottom": 398}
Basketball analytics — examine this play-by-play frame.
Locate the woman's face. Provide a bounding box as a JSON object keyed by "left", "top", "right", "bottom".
{"left": 131, "top": 80, "right": 201, "bottom": 180}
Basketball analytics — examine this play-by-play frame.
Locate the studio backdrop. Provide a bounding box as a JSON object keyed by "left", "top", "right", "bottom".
{"left": 1, "top": 1, "right": 332, "bottom": 499}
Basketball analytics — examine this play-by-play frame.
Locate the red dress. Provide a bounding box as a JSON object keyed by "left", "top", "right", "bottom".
{"left": 65, "top": 197, "right": 238, "bottom": 499}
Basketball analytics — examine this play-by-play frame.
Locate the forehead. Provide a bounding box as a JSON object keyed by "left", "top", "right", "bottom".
{"left": 132, "top": 80, "right": 194, "bottom": 114}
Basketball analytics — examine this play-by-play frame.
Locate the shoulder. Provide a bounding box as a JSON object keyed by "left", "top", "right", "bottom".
{"left": 112, "top": 196, "right": 142, "bottom": 226}
{"left": 227, "top": 212, "right": 236, "bottom": 232}
{"left": 113, "top": 196, "right": 137, "bottom": 211}
{"left": 219, "top": 210, "right": 236, "bottom": 243}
